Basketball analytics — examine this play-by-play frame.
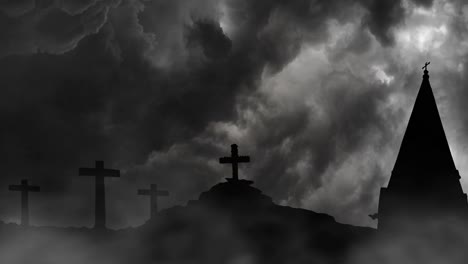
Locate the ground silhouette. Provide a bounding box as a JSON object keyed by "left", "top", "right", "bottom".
{"left": 133, "top": 145, "right": 373, "bottom": 263}
{"left": 137, "top": 177, "right": 373, "bottom": 264}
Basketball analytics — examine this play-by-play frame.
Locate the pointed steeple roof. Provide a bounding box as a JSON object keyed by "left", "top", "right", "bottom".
{"left": 388, "top": 67, "right": 457, "bottom": 188}
{"left": 378, "top": 65, "right": 468, "bottom": 230}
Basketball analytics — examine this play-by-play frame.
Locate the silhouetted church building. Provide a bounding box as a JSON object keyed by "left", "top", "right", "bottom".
{"left": 378, "top": 65, "right": 468, "bottom": 229}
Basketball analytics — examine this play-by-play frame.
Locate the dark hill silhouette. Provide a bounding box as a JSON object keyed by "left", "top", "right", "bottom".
{"left": 197, "top": 179, "right": 273, "bottom": 208}
{"left": 130, "top": 144, "right": 373, "bottom": 263}
{"left": 137, "top": 178, "right": 373, "bottom": 264}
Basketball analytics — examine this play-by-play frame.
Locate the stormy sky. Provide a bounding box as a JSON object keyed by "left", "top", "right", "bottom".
{"left": 1, "top": 0, "right": 468, "bottom": 229}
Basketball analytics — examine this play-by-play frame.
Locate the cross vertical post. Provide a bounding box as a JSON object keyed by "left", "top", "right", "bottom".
{"left": 8, "top": 179, "right": 40, "bottom": 226}
{"left": 79, "top": 160, "right": 120, "bottom": 229}
{"left": 138, "top": 184, "right": 169, "bottom": 219}
{"left": 219, "top": 144, "right": 250, "bottom": 181}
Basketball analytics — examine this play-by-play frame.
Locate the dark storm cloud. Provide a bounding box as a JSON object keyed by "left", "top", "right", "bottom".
{"left": 0, "top": 0, "right": 119, "bottom": 57}
{"left": 0, "top": 0, "right": 35, "bottom": 16}
{"left": 362, "top": 0, "right": 406, "bottom": 46}
{"left": 0, "top": 0, "right": 417, "bottom": 227}
{"left": 186, "top": 20, "right": 232, "bottom": 60}
{"left": 411, "top": 0, "right": 435, "bottom": 7}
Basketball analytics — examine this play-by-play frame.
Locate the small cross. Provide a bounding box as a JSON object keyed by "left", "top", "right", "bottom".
{"left": 422, "top": 61, "right": 430, "bottom": 71}
{"left": 79, "top": 160, "right": 120, "bottom": 229}
{"left": 219, "top": 144, "right": 250, "bottom": 181}
{"left": 138, "top": 184, "right": 169, "bottom": 218}
{"left": 9, "top": 179, "right": 40, "bottom": 226}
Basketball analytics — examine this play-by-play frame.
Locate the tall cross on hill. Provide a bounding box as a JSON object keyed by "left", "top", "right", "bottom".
{"left": 219, "top": 144, "right": 250, "bottom": 181}
{"left": 138, "top": 184, "right": 169, "bottom": 219}
{"left": 9, "top": 179, "right": 40, "bottom": 226}
{"left": 79, "top": 160, "right": 120, "bottom": 229}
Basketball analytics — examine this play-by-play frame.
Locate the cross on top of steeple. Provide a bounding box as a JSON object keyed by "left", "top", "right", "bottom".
{"left": 422, "top": 61, "right": 430, "bottom": 79}
{"left": 422, "top": 61, "right": 430, "bottom": 71}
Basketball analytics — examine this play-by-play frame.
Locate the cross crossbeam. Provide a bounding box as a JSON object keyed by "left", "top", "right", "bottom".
{"left": 78, "top": 160, "right": 120, "bottom": 229}
{"left": 219, "top": 144, "right": 250, "bottom": 181}
{"left": 138, "top": 184, "right": 169, "bottom": 218}
{"left": 9, "top": 179, "right": 40, "bottom": 226}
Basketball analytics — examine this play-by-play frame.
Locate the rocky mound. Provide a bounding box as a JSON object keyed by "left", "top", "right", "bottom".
{"left": 197, "top": 178, "right": 273, "bottom": 209}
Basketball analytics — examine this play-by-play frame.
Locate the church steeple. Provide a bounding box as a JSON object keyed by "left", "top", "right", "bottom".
{"left": 377, "top": 64, "right": 468, "bottom": 229}
{"left": 389, "top": 62, "right": 457, "bottom": 187}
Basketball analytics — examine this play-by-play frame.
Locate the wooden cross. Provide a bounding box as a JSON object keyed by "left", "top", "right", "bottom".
{"left": 79, "top": 160, "right": 120, "bottom": 229}
{"left": 422, "top": 61, "right": 430, "bottom": 71}
{"left": 137, "top": 184, "right": 169, "bottom": 218}
{"left": 219, "top": 144, "right": 250, "bottom": 181}
{"left": 9, "top": 179, "right": 40, "bottom": 226}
